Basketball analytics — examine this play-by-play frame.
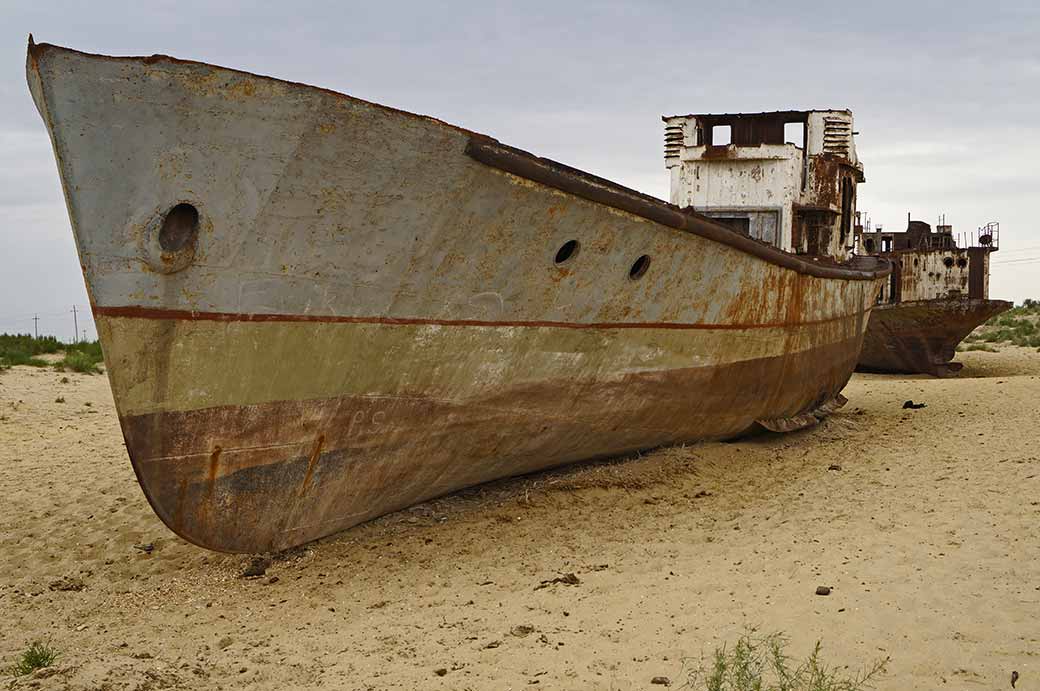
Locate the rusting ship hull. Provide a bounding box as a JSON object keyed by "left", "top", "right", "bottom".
{"left": 857, "top": 298, "right": 1011, "bottom": 376}
{"left": 27, "top": 40, "right": 889, "bottom": 553}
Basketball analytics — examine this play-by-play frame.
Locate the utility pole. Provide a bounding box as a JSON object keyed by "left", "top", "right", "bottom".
{"left": 33, "top": 314, "right": 39, "bottom": 339}
{"left": 71, "top": 305, "right": 78, "bottom": 344}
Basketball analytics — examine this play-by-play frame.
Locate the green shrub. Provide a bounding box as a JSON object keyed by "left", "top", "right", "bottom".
{"left": 64, "top": 339, "right": 103, "bottom": 359}
{"left": 56, "top": 349, "right": 103, "bottom": 374}
{"left": 0, "top": 334, "right": 105, "bottom": 374}
{"left": 982, "top": 328, "right": 1012, "bottom": 343}
{"left": 995, "top": 315, "right": 1016, "bottom": 327}
{"left": 685, "top": 631, "right": 887, "bottom": 691}
{"left": 974, "top": 303, "right": 1040, "bottom": 347}
{"left": 9, "top": 640, "right": 59, "bottom": 676}
{"left": 0, "top": 333, "right": 63, "bottom": 356}
{"left": 0, "top": 334, "right": 64, "bottom": 368}
{"left": 0, "top": 352, "right": 49, "bottom": 368}
{"left": 962, "top": 343, "right": 998, "bottom": 352}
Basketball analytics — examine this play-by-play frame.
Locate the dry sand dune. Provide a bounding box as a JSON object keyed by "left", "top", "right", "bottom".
{"left": 1, "top": 349, "right": 1038, "bottom": 690}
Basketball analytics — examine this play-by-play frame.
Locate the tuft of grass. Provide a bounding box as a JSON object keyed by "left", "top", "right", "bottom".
{"left": 0, "top": 333, "right": 68, "bottom": 369}
{"left": 1, "top": 334, "right": 106, "bottom": 373}
{"left": 685, "top": 631, "right": 887, "bottom": 691}
{"left": 973, "top": 302, "right": 1040, "bottom": 348}
{"left": 55, "top": 349, "right": 103, "bottom": 375}
{"left": 0, "top": 352, "right": 49, "bottom": 368}
{"left": 9, "top": 640, "right": 59, "bottom": 676}
{"left": 64, "top": 339, "right": 103, "bottom": 359}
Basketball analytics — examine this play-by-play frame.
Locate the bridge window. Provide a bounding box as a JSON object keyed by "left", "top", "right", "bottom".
{"left": 784, "top": 122, "right": 804, "bottom": 148}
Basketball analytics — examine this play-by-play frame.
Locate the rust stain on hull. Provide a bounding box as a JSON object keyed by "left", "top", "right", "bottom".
{"left": 122, "top": 330, "right": 867, "bottom": 553}
{"left": 208, "top": 446, "right": 222, "bottom": 485}
{"left": 299, "top": 434, "right": 325, "bottom": 496}
{"left": 856, "top": 298, "right": 1012, "bottom": 377}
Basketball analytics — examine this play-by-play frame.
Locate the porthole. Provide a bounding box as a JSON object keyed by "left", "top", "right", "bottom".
{"left": 159, "top": 203, "right": 200, "bottom": 252}
{"left": 943, "top": 257, "right": 954, "bottom": 268}
{"left": 629, "top": 255, "right": 651, "bottom": 280}
{"left": 956, "top": 257, "right": 968, "bottom": 268}
{"left": 554, "top": 239, "right": 580, "bottom": 265}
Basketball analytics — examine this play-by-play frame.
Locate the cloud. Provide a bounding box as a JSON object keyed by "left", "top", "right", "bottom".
{"left": 1, "top": 0, "right": 1038, "bottom": 324}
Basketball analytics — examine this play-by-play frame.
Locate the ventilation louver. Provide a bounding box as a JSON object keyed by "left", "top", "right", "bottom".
{"left": 822, "top": 117, "right": 852, "bottom": 158}
{"left": 664, "top": 124, "right": 684, "bottom": 161}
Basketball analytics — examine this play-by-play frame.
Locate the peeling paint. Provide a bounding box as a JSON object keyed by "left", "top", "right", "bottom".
{"left": 663, "top": 110, "right": 863, "bottom": 259}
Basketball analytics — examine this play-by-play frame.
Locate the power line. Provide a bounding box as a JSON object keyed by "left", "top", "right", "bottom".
{"left": 0, "top": 306, "right": 98, "bottom": 342}
{"left": 996, "top": 246, "right": 1040, "bottom": 254}
{"left": 0, "top": 309, "right": 69, "bottom": 320}
{"left": 994, "top": 255, "right": 1040, "bottom": 264}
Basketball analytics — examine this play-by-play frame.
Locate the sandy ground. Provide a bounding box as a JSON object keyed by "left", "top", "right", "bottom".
{"left": 1, "top": 349, "right": 1038, "bottom": 690}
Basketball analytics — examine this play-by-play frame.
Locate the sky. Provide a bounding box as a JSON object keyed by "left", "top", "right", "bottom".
{"left": 1, "top": 1, "right": 1038, "bottom": 340}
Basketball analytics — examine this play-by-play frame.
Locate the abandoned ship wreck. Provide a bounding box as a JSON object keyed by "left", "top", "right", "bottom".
{"left": 28, "top": 40, "right": 890, "bottom": 552}
{"left": 855, "top": 217, "right": 1011, "bottom": 376}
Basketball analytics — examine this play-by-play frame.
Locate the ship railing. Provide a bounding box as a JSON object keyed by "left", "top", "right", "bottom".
{"left": 957, "top": 222, "right": 1000, "bottom": 250}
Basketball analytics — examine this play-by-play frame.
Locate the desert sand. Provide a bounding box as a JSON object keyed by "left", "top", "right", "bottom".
{"left": 1, "top": 349, "right": 1038, "bottom": 690}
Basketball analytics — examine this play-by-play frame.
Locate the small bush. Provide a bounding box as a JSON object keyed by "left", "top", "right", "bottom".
{"left": 65, "top": 340, "right": 103, "bottom": 360}
{"left": 982, "top": 328, "right": 1012, "bottom": 343}
{"left": 56, "top": 350, "right": 103, "bottom": 375}
{"left": 0, "top": 333, "right": 63, "bottom": 356}
{"left": 0, "top": 334, "right": 66, "bottom": 369}
{"left": 995, "top": 315, "right": 1016, "bottom": 327}
{"left": 0, "top": 352, "right": 49, "bottom": 368}
{"left": 9, "top": 640, "right": 59, "bottom": 676}
{"left": 973, "top": 303, "right": 1040, "bottom": 347}
{"left": 962, "top": 343, "right": 999, "bottom": 353}
{"left": 684, "top": 631, "right": 887, "bottom": 691}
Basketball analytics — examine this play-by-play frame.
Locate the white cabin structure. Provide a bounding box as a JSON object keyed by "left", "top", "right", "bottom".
{"left": 663, "top": 110, "right": 864, "bottom": 260}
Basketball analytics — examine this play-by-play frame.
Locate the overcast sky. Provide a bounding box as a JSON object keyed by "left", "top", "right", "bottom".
{"left": 2, "top": 1, "right": 1037, "bottom": 340}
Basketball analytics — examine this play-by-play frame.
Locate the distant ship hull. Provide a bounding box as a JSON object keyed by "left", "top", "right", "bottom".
{"left": 857, "top": 298, "right": 1012, "bottom": 377}
{"left": 28, "top": 40, "right": 889, "bottom": 553}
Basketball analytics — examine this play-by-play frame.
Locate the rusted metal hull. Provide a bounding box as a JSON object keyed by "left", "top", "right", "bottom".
{"left": 857, "top": 298, "right": 1011, "bottom": 377}
{"left": 27, "top": 40, "right": 889, "bottom": 553}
